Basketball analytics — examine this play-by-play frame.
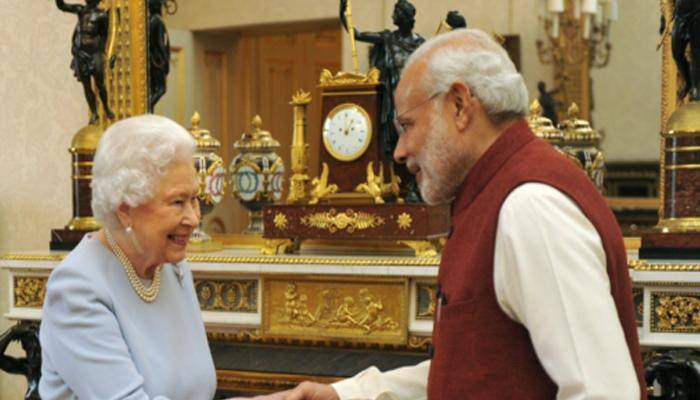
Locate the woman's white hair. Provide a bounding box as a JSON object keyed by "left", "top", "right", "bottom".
{"left": 91, "top": 114, "right": 196, "bottom": 227}
{"left": 403, "top": 28, "right": 529, "bottom": 122}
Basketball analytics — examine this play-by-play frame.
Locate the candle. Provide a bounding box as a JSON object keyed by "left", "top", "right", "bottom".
{"left": 547, "top": 0, "right": 564, "bottom": 13}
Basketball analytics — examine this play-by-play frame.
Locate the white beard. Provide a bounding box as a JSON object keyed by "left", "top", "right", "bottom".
{"left": 411, "top": 114, "right": 468, "bottom": 205}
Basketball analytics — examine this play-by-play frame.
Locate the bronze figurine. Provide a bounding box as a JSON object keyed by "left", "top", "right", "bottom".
{"left": 56, "top": 0, "right": 116, "bottom": 124}
{"left": 661, "top": 0, "right": 700, "bottom": 101}
{"left": 148, "top": 0, "right": 174, "bottom": 112}
{"left": 0, "top": 322, "right": 41, "bottom": 400}
{"left": 537, "top": 81, "right": 559, "bottom": 126}
{"left": 339, "top": 0, "right": 425, "bottom": 202}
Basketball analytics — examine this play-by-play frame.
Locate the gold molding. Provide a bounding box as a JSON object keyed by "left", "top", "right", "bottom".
{"left": 301, "top": 209, "right": 385, "bottom": 233}
{"left": 217, "top": 369, "right": 340, "bottom": 394}
{"left": 0, "top": 254, "right": 65, "bottom": 262}
{"left": 664, "top": 164, "right": 700, "bottom": 170}
{"left": 13, "top": 277, "right": 47, "bottom": 308}
{"left": 0, "top": 253, "right": 441, "bottom": 266}
{"left": 666, "top": 146, "right": 700, "bottom": 152}
{"left": 656, "top": 217, "right": 700, "bottom": 232}
{"left": 207, "top": 329, "right": 431, "bottom": 352}
{"left": 630, "top": 259, "right": 700, "bottom": 272}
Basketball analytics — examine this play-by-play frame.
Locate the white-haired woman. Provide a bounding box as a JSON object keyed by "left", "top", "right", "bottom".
{"left": 39, "top": 115, "right": 216, "bottom": 400}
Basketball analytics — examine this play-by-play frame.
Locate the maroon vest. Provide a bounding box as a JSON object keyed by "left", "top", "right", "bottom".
{"left": 427, "top": 119, "right": 645, "bottom": 399}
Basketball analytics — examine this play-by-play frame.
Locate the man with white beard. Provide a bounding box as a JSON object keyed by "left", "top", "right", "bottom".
{"left": 240, "top": 28, "right": 646, "bottom": 400}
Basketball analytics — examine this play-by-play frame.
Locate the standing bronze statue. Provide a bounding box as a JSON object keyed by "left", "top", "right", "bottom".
{"left": 147, "top": 0, "right": 174, "bottom": 112}
{"left": 661, "top": 0, "right": 700, "bottom": 101}
{"left": 340, "top": 0, "right": 425, "bottom": 202}
{"left": 537, "top": 81, "right": 559, "bottom": 126}
{"left": 56, "top": 0, "right": 116, "bottom": 124}
{"left": 0, "top": 322, "right": 41, "bottom": 400}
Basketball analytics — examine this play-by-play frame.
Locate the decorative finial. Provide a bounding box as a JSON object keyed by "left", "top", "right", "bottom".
{"left": 530, "top": 100, "right": 543, "bottom": 117}
{"left": 290, "top": 90, "right": 312, "bottom": 105}
{"left": 567, "top": 103, "right": 580, "bottom": 118}
{"left": 252, "top": 115, "right": 262, "bottom": 131}
{"left": 190, "top": 112, "right": 201, "bottom": 131}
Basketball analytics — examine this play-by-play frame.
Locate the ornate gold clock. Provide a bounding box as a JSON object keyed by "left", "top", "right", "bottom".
{"left": 318, "top": 68, "right": 385, "bottom": 194}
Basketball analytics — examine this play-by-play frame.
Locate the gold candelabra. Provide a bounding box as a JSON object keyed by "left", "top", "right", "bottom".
{"left": 287, "top": 90, "right": 312, "bottom": 204}
{"left": 536, "top": 0, "right": 616, "bottom": 121}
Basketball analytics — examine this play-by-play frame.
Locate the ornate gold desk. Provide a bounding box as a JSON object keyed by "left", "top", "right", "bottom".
{"left": 3, "top": 241, "right": 699, "bottom": 395}
{"left": 1, "top": 246, "right": 438, "bottom": 396}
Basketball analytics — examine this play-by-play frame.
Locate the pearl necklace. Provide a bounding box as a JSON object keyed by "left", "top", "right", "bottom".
{"left": 105, "top": 229, "right": 162, "bottom": 303}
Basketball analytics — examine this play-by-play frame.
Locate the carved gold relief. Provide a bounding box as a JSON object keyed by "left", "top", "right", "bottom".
{"left": 398, "top": 240, "right": 439, "bottom": 258}
{"left": 651, "top": 292, "right": 700, "bottom": 333}
{"left": 397, "top": 212, "right": 413, "bottom": 230}
{"left": 273, "top": 213, "right": 289, "bottom": 230}
{"left": 308, "top": 163, "right": 338, "bottom": 204}
{"left": 260, "top": 239, "right": 299, "bottom": 256}
{"left": 195, "top": 279, "right": 258, "bottom": 313}
{"left": 319, "top": 67, "right": 381, "bottom": 87}
{"left": 416, "top": 283, "right": 437, "bottom": 320}
{"left": 14, "top": 277, "right": 47, "bottom": 308}
{"left": 263, "top": 277, "right": 407, "bottom": 344}
{"left": 301, "top": 208, "right": 385, "bottom": 233}
{"left": 632, "top": 287, "right": 644, "bottom": 328}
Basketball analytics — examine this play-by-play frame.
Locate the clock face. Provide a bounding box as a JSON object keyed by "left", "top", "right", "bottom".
{"left": 322, "top": 103, "right": 372, "bottom": 161}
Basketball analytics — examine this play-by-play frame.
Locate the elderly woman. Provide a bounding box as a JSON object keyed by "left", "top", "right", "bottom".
{"left": 39, "top": 115, "right": 216, "bottom": 399}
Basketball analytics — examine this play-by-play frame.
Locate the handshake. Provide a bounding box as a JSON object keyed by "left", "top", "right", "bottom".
{"left": 228, "top": 381, "right": 339, "bottom": 400}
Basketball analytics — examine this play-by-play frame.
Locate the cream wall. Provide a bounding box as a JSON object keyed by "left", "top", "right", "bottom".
{"left": 0, "top": 0, "right": 85, "bottom": 397}
{"left": 168, "top": 0, "right": 661, "bottom": 161}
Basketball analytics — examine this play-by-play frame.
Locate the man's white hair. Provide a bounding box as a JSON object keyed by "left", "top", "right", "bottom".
{"left": 403, "top": 29, "right": 529, "bottom": 122}
{"left": 91, "top": 114, "right": 196, "bottom": 227}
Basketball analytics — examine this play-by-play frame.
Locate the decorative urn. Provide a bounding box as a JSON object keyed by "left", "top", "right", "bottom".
{"left": 229, "top": 115, "right": 285, "bottom": 234}
{"left": 558, "top": 103, "right": 605, "bottom": 191}
{"left": 188, "top": 112, "right": 226, "bottom": 251}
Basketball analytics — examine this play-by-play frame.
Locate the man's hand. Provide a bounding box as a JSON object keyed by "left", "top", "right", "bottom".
{"left": 284, "top": 381, "right": 340, "bottom": 400}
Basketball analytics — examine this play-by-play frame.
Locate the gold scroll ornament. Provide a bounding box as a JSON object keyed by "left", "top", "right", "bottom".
{"left": 301, "top": 208, "right": 384, "bottom": 233}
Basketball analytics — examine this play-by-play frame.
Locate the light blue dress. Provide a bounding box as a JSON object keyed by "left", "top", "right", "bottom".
{"left": 39, "top": 235, "right": 216, "bottom": 400}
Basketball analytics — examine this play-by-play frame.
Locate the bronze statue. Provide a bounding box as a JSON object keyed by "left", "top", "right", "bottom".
{"left": 0, "top": 322, "right": 41, "bottom": 400}
{"left": 661, "top": 0, "right": 700, "bottom": 101}
{"left": 147, "top": 0, "right": 174, "bottom": 112}
{"left": 445, "top": 10, "right": 467, "bottom": 29}
{"left": 339, "top": 0, "right": 425, "bottom": 202}
{"left": 56, "top": 0, "right": 116, "bottom": 124}
{"left": 537, "top": 81, "right": 559, "bottom": 126}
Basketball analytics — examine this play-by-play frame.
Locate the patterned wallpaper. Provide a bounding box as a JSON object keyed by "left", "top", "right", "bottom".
{"left": 0, "top": 1, "right": 85, "bottom": 397}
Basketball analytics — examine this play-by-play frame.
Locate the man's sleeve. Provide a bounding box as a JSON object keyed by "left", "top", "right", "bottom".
{"left": 493, "top": 183, "right": 639, "bottom": 400}
{"left": 331, "top": 360, "right": 430, "bottom": 400}
{"left": 40, "top": 266, "right": 169, "bottom": 400}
